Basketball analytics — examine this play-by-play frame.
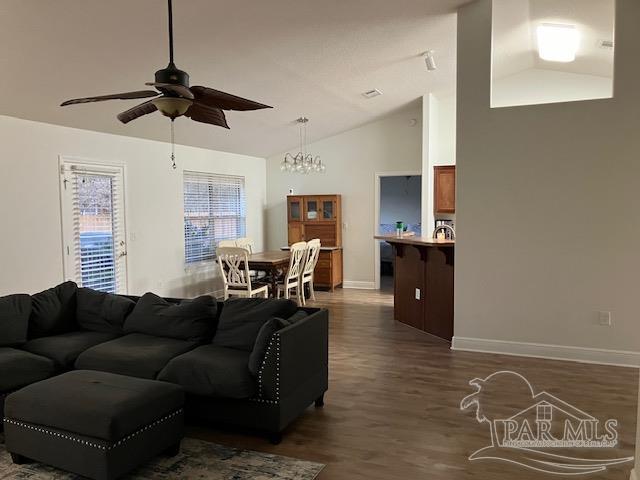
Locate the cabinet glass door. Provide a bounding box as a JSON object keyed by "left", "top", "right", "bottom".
{"left": 305, "top": 199, "right": 319, "bottom": 220}
{"left": 322, "top": 200, "right": 334, "bottom": 220}
{"left": 288, "top": 197, "right": 302, "bottom": 221}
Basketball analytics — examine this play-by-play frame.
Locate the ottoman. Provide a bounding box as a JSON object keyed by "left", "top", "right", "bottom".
{"left": 3, "top": 370, "right": 184, "bottom": 480}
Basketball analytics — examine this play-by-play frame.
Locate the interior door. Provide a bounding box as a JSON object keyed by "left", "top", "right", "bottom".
{"left": 60, "top": 160, "right": 128, "bottom": 294}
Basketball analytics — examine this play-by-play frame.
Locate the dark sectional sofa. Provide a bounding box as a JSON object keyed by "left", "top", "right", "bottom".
{"left": 0, "top": 281, "right": 328, "bottom": 443}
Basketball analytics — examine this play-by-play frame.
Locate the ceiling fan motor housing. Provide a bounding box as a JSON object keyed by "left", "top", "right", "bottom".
{"left": 155, "top": 64, "right": 190, "bottom": 88}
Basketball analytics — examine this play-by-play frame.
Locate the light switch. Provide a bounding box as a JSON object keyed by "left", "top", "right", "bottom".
{"left": 415, "top": 288, "right": 421, "bottom": 300}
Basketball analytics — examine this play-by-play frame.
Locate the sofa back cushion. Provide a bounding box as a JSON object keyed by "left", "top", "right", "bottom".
{"left": 0, "top": 294, "right": 32, "bottom": 346}
{"left": 76, "top": 288, "right": 136, "bottom": 334}
{"left": 29, "top": 281, "right": 78, "bottom": 338}
{"left": 212, "top": 298, "right": 297, "bottom": 351}
{"left": 124, "top": 293, "right": 217, "bottom": 342}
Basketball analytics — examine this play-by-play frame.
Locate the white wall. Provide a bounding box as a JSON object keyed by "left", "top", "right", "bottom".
{"left": 492, "top": 68, "right": 614, "bottom": 108}
{"left": 423, "top": 92, "right": 457, "bottom": 235}
{"left": 380, "top": 176, "right": 422, "bottom": 227}
{"left": 0, "top": 115, "right": 266, "bottom": 298}
{"left": 266, "top": 107, "right": 422, "bottom": 288}
{"left": 453, "top": 0, "right": 640, "bottom": 365}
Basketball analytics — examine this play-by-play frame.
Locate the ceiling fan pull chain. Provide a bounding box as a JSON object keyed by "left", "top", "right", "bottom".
{"left": 170, "top": 119, "right": 176, "bottom": 170}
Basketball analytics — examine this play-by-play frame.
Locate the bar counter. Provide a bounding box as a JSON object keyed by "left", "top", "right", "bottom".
{"left": 375, "top": 235, "right": 455, "bottom": 341}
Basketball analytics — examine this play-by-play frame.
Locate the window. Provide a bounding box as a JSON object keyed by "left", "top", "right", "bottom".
{"left": 183, "top": 171, "right": 246, "bottom": 265}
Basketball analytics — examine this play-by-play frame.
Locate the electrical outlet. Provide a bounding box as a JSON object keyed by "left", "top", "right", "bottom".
{"left": 415, "top": 288, "right": 421, "bottom": 300}
{"left": 598, "top": 311, "right": 612, "bottom": 326}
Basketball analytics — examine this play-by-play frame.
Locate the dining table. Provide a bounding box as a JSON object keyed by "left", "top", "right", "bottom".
{"left": 247, "top": 250, "right": 291, "bottom": 297}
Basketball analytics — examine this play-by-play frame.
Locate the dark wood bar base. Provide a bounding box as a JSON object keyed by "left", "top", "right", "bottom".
{"left": 375, "top": 236, "right": 454, "bottom": 341}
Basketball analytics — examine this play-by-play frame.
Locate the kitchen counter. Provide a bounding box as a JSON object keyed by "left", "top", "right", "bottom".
{"left": 374, "top": 235, "right": 454, "bottom": 247}
{"left": 376, "top": 235, "right": 454, "bottom": 341}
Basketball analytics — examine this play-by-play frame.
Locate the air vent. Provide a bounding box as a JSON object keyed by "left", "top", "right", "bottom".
{"left": 362, "top": 89, "right": 383, "bottom": 99}
{"left": 599, "top": 39, "right": 614, "bottom": 49}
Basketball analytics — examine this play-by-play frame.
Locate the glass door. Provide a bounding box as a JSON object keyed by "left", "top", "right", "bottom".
{"left": 287, "top": 196, "right": 302, "bottom": 222}
{"left": 320, "top": 197, "right": 335, "bottom": 221}
{"left": 60, "top": 161, "right": 128, "bottom": 294}
{"left": 304, "top": 197, "right": 319, "bottom": 221}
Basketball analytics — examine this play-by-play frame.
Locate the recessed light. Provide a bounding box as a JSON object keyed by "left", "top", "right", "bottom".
{"left": 362, "top": 89, "right": 383, "bottom": 99}
{"left": 537, "top": 23, "right": 580, "bottom": 63}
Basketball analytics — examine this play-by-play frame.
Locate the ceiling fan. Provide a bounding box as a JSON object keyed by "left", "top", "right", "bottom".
{"left": 60, "top": 0, "right": 272, "bottom": 130}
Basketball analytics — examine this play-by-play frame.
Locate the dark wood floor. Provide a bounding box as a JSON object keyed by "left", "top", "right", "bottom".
{"left": 188, "top": 286, "right": 638, "bottom": 480}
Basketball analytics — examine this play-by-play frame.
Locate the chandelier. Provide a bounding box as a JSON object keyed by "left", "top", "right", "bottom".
{"left": 280, "top": 117, "right": 326, "bottom": 174}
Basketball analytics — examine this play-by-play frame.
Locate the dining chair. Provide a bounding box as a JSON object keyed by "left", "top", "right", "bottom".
{"left": 300, "top": 238, "right": 321, "bottom": 305}
{"left": 218, "top": 239, "right": 237, "bottom": 248}
{"left": 217, "top": 247, "right": 269, "bottom": 300}
{"left": 235, "top": 237, "right": 255, "bottom": 254}
{"left": 276, "top": 241, "right": 307, "bottom": 304}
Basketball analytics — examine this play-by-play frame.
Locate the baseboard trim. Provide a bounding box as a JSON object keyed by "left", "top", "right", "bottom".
{"left": 342, "top": 281, "right": 376, "bottom": 290}
{"left": 630, "top": 468, "right": 637, "bottom": 480}
{"left": 451, "top": 337, "right": 640, "bottom": 368}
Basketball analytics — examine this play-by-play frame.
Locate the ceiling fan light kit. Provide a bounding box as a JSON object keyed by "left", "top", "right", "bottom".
{"left": 60, "top": 0, "right": 272, "bottom": 168}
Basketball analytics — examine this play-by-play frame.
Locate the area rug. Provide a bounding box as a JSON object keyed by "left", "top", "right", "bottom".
{"left": 0, "top": 436, "right": 324, "bottom": 479}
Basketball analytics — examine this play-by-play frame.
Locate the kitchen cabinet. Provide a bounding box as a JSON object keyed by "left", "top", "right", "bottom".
{"left": 434, "top": 166, "right": 456, "bottom": 214}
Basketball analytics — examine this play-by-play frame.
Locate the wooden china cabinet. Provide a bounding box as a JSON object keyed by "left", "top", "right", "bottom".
{"left": 286, "top": 194, "right": 343, "bottom": 290}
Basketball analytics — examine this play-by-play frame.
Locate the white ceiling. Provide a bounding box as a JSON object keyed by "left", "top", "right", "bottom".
{"left": 492, "top": 0, "right": 615, "bottom": 80}
{"left": 0, "top": 0, "right": 468, "bottom": 158}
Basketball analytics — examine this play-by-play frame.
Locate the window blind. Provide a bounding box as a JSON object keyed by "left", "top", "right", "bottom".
{"left": 184, "top": 171, "right": 246, "bottom": 265}
{"left": 68, "top": 165, "right": 126, "bottom": 293}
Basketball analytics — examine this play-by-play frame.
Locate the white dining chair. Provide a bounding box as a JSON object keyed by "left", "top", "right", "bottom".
{"left": 217, "top": 247, "right": 269, "bottom": 300}
{"left": 276, "top": 241, "right": 307, "bottom": 304}
{"left": 300, "top": 238, "right": 321, "bottom": 305}
{"left": 218, "top": 239, "right": 237, "bottom": 248}
{"left": 235, "top": 237, "right": 255, "bottom": 254}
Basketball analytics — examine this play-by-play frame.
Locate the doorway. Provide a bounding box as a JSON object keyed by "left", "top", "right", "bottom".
{"left": 374, "top": 173, "right": 422, "bottom": 291}
{"left": 59, "top": 159, "right": 128, "bottom": 294}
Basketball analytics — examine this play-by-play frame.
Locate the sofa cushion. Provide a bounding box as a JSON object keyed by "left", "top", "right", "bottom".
{"left": 124, "top": 293, "right": 217, "bottom": 342}
{"left": 0, "top": 347, "right": 56, "bottom": 391}
{"left": 76, "top": 288, "right": 136, "bottom": 334}
{"left": 75, "top": 333, "right": 198, "bottom": 379}
{"left": 248, "top": 317, "right": 291, "bottom": 376}
{"left": 29, "top": 281, "right": 78, "bottom": 338}
{"left": 22, "top": 331, "right": 118, "bottom": 369}
{"left": 212, "top": 298, "right": 297, "bottom": 351}
{"left": 0, "top": 294, "right": 31, "bottom": 346}
{"left": 158, "top": 345, "right": 256, "bottom": 399}
{"left": 4, "top": 370, "right": 184, "bottom": 442}
{"left": 287, "top": 310, "right": 309, "bottom": 324}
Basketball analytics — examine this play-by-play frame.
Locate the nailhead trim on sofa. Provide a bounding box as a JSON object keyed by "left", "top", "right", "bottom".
{"left": 3, "top": 408, "right": 183, "bottom": 451}
{"left": 250, "top": 333, "right": 280, "bottom": 405}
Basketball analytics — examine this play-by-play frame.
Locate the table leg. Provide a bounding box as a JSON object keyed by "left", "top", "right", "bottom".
{"left": 271, "top": 266, "right": 278, "bottom": 298}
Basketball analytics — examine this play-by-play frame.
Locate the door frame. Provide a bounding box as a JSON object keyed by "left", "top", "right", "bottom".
{"left": 373, "top": 170, "right": 422, "bottom": 290}
{"left": 58, "top": 155, "right": 130, "bottom": 294}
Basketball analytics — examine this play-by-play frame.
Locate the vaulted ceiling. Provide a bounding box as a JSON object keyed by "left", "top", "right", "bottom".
{"left": 0, "top": 0, "right": 468, "bottom": 157}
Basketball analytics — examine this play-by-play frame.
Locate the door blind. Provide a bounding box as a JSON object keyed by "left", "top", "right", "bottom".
{"left": 66, "top": 165, "right": 126, "bottom": 293}
{"left": 184, "top": 171, "right": 246, "bottom": 265}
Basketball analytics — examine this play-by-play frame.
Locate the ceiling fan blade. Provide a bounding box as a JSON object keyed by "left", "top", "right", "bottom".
{"left": 185, "top": 102, "right": 229, "bottom": 129}
{"left": 190, "top": 86, "right": 272, "bottom": 111}
{"left": 61, "top": 90, "right": 158, "bottom": 106}
{"left": 117, "top": 100, "right": 158, "bottom": 124}
{"left": 145, "top": 82, "right": 194, "bottom": 100}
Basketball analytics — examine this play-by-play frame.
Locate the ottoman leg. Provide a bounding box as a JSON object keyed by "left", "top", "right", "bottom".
{"left": 164, "top": 442, "right": 181, "bottom": 457}
{"left": 10, "top": 452, "right": 32, "bottom": 465}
